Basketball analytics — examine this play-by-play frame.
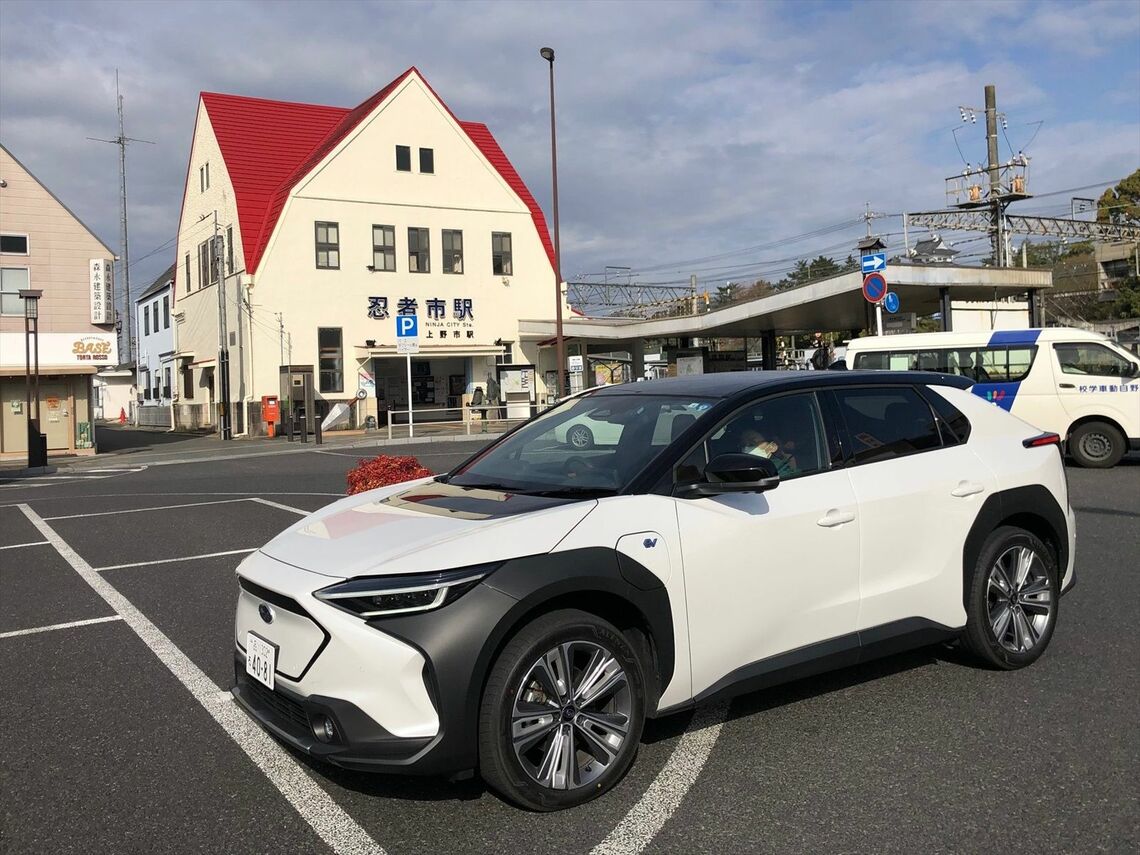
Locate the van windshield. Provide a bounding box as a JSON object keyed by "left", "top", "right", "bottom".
{"left": 449, "top": 393, "right": 715, "bottom": 496}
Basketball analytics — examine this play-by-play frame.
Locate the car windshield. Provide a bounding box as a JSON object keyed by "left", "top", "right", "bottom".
{"left": 449, "top": 393, "right": 716, "bottom": 495}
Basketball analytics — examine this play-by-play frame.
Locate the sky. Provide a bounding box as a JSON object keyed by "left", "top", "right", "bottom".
{"left": 1, "top": 0, "right": 1138, "bottom": 312}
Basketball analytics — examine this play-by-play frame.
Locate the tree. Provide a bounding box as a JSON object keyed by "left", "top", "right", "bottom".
{"left": 1097, "top": 168, "right": 1140, "bottom": 225}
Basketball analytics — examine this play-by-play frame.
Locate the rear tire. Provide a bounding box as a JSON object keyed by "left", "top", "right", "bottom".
{"left": 1068, "top": 421, "right": 1125, "bottom": 468}
{"left": 478, "top": 609, "right": 646, "bottom": 811}
{"left": 961, "top": 526, "right": 1058, "bottom": 670}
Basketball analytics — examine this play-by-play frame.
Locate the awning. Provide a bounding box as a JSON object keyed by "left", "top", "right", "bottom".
{"left": 0, "top": 365, "right": 98, "bottom": 376}
{"left": 353, "top": 344, "right": 506, "bottom": 358}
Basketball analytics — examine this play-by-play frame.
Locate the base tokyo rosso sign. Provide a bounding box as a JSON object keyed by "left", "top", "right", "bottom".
{"left": 0, "top": 332, "right": 118, "bottom": 368}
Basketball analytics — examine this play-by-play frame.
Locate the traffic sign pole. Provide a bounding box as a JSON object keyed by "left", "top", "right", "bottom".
{"left": 407, "top": 352, "right": 413, "bottom": 438}
{"left": 875, "top": 303, "right": 883, "bottom": 336}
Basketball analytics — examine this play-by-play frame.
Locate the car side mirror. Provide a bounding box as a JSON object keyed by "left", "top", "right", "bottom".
{"left": 1124, "top": 361, "right": 1139, "bottom": 378}
{"left": 677, "top": 453, "right": 780, "bottom": 497}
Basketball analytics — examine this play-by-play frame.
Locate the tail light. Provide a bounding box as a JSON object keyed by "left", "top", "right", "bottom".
{"left": 1023, "top": 432, "right": 1061, "bottom": 449}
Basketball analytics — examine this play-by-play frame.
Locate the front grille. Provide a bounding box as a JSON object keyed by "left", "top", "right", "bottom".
{"left": 243, "top": 676, "right": 310, "bottom": 734}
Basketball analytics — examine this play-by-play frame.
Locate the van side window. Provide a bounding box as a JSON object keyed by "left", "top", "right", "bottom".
{"left": 977, "top": 346, "right": 1036, "bottom": 382}
{"left": 832, "top": 386, "right": 942, "bottom": 464}
{"left": 1054, "top": 343, "right": 1135, "bottom": 378}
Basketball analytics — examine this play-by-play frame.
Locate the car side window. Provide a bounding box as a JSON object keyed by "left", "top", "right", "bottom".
{"left": 1054, "top": 342, "right": 1135, "bottom": 378}
{"left": 832, "top": 386, "right": 942, "bottom": 464}
{"left": 675, "top": 393, "right": 829, "bottom": 484}
{"left": 920, "top": 387, "right": 972, "bottom": 446}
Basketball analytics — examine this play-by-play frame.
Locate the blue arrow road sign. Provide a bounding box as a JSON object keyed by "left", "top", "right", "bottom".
{"left": 861, "top": 253, "right": 886, "bottom": 274}
{"left": 396, "top": 315, "right": 418, "bottom": 337}
{"left": 883, "top": 291, "right": 900, "bottom": 314}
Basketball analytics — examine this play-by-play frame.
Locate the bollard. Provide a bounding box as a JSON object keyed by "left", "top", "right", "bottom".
{"left": 315, "top": 418, "right": 323, "bottom": 445}
{"left": 387, "top": 408, "right": 392, "bottom": 441}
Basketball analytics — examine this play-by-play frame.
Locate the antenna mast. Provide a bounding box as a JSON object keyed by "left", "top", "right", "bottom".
{"left": 88, "top": 70, "right": 153, "bottom": 364}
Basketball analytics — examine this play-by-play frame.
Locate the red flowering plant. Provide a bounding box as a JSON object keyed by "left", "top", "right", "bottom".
{"left": 345, "top": 455, "right": 433, "bottom": 495}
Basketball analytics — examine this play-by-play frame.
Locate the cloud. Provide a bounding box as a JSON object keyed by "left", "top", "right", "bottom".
{"left": 1, "top": 0, "right": 1136, "bottom": 308}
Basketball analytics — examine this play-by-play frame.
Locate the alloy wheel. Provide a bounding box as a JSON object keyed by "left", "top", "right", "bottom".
{"left": 511, "top": 641, "right": 632, "bottom": 791}
{"left": 986, "top": 545, "right": 1053, "bottom": 653}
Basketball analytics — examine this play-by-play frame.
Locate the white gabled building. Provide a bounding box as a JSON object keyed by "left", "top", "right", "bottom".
{"left": 134, "top": 262, "right": 175, "bottom": 426}
{"left": 172, "top": 67, "right": 561, "bottom": 434}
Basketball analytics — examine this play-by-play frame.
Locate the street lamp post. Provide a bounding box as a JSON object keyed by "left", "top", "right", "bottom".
{"left": 540, "top": 46, "right": 567, "bottom": 400}
{"left": 19, "top": 289, "right": 47, "bottom": 468}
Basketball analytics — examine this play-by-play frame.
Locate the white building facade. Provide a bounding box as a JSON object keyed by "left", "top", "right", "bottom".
{"left": 172, "top": 68, "right": 560, "bottom": 435}
{"left": 134, "top": 263, "right": 175, "bottom": 427}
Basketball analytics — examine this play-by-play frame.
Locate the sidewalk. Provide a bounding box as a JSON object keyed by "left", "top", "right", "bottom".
{"left": 0, "top": 423, "right": 503, "bottom": 476}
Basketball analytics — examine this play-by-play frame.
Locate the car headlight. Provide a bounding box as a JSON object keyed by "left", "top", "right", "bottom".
{"left": 313, "top": 563, "right": 500, "bottom": 618}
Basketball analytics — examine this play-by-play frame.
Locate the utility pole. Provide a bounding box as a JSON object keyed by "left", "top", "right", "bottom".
{"left": 690, "top": 274, "right": 698, "bottom": 315}
{"left": 87, "top": 71, "right": 153, "bottom": 364}
{"left": 214, "top": 212, "right": 231, "bottom": 440}
{"left": 983, "top": 84, "right": 1005, "bottom": 267}
{"left": 277, "top": 313, "right": 285, "bottom": 367}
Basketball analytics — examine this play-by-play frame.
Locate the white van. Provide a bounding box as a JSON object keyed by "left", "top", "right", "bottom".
{"left": 845, "top": 328, "right": 1140, "bottom": 468}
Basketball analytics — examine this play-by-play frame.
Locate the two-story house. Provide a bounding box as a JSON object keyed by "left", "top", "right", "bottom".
{"left": 0, "top": 143, "right": 117, "bottom": 457}
{"left": 134, "top": 263, "right": 175, "bottom": 426}
{"left": 171, "top": 67, "right": 560, "bottom": 435}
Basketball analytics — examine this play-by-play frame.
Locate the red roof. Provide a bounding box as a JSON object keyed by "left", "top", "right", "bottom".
{"left": 194, "top": 68, "right": 554, "bottom": 276}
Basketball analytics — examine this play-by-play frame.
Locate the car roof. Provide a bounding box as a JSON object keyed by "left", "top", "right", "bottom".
{"left": 586, "top": 370, "right": 972, "bottom": 400}
{"left": 846, "top": 327, "right": 1110, "bottom": 350}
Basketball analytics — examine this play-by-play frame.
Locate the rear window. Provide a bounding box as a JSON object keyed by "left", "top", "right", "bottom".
{"left": 832, "top": 386, "right": 942, "bottom": 464}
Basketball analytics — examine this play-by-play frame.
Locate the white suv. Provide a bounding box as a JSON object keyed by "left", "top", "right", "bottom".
{"left": 232, "top": 371, "right": 1075, "bottom": 810}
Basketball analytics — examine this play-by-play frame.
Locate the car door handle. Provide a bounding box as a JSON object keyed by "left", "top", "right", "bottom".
{"left": 1058, "top": 383, "right": 1075, "bottom": 389}
{"left": 951, "top": 481, "right": 985, "bottom": 498}
{"left": 817, "top": 509, "right": 856, "bottom": 527}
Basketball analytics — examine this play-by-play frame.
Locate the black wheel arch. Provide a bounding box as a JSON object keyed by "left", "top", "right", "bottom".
{"left": 961, "top": 485, "right": 1069, "bottom": 613}
{"left": 368, "top": 546, "right": 674, "bottom": 775}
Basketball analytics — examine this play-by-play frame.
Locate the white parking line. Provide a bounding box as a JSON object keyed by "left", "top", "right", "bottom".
{"left": 44, "top": 498, "right": 247, "bottom": 520}
{"left": 591, "top": 701, "right": 729, "bottom": 855}
{"left": 17, "top": 504, "right": 385, "bottom": 855}
{"left": 95, "top": 548, "right": 258, "bottom": 572}
{"left": 0, "top": 541, "right": 49, "bottom": 551}
{"left": 248, "top": 497, "right": 311, "bottom": 516}
{"left": 0, "top": 615, "right": 123, "bottom": 639}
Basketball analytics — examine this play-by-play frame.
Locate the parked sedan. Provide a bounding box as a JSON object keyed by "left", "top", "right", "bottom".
{"left": 232, "top": 371, "right": 1075, "bottom": 811}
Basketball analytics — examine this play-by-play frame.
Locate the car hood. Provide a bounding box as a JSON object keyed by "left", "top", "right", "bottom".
{"left": 259, "top": 478, "right": 597, "bottom": 579}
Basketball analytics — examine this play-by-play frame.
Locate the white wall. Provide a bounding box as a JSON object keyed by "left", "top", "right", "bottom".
{"left": 135, "top": 284, "right": 175, "bottom": 406}
{"left": 950, "top": 300, "right": 1030, "bottom": 332}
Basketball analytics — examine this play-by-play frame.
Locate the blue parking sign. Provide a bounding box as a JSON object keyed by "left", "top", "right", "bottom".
{"left": 396, "top": 315, "right": 418, "bottom": 337}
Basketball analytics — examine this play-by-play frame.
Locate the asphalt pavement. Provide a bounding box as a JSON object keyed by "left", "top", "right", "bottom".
{"left": 1, "top": 439, "right": 1137, "bottom": 854}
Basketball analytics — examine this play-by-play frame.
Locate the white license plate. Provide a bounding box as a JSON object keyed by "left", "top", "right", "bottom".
{"left": 245, "top": 632, "right": 277, "bottom": 690}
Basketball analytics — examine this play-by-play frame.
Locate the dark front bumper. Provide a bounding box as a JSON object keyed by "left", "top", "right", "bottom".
{"left": 231, "top": 657, "right": 438, "bottom": 773}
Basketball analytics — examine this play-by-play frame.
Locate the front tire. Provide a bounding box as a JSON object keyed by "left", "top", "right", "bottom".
{"left": 478, "top": 609, "right": 646, "bottom": 811}
{"left": 1068, "top": 421, "right": 1125, "bottom": 468}
{"left": 566, "top": 425, "right": 594, "bottom": 450}
{"left": 961, "top": 526, "right": 1058, "bottom": 670}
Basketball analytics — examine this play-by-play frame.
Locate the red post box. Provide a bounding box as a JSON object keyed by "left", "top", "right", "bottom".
{"left": 262, "top": 395, "right": 280, "bottom": 437}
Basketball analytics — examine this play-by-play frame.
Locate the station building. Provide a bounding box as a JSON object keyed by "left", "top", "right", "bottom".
{"left": 172, "top": 67, "right": 561, "bottom": 434}
{"left": 0, "top": 144, "right": 117, "bottom": 458}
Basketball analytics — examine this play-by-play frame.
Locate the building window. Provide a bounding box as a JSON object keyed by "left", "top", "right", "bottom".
{"left": 315, "top": 221, "right": 339, "bottom": 269}
{"left": 143, "top": 304, "right": 150, "bottom": 335}
{"left": 419, "top": 147, "right": 434, "bottom": 174}
{"left": 0, "top": 267, "right": 30, "bottom": 316}
{"left": 209, "top": 235, "right": 219, "bottom": 282}
{"left": 163, "top": 366, "right": 171, "bottom": 400}
{"left": 143, "top": 370, "right": 152, "bottom": 400}
{"left": 372, "top": 225, "right": 396, "bottom": 272}
{"left": 408, "top": 227, "right": 430, "bottom": 273}
{"left": 492, "top": 232, "right": 513, "bottom": 276}
{"left": 0, "top": 234, "right": 29, "bottom": 254}
{"left": 226, "top": 226, "right": 234, "bottom": 274}
{"left": 182, "top": 366, "right": 194, "bottom": 400}
{"left": 184, "top": 253, "right": 191, "bottom": 294}
{"left": 163, "top": 295, "right": 170, "bottom": 329}
{"left": 200, "top": 164, "right": 210, "bottom": 192}
{"left": 198, "top": 240, "right": 210, "bottom": 287}
{"left": 395, "top": 145, "right": 411, "bottom": 172}
{"left": 152, "top": 301, "right": 159, "bottom": 333}
{"left": 442, "top": 229, "right": 463, "bottom": 274}
{"left": 318, "top": 327, "right": 344, "bottom": 393}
